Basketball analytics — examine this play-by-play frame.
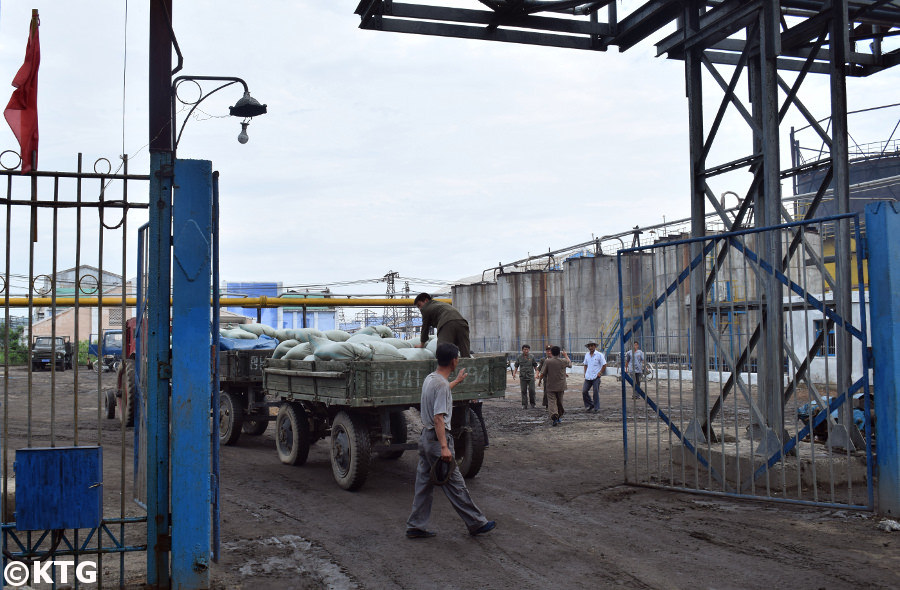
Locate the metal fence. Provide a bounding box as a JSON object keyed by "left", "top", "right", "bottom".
{"left": 0, "top": 155, "right": 150, "bottom": 587}
{"left": 617, "top": 215, "right": 874, "bottom": 509}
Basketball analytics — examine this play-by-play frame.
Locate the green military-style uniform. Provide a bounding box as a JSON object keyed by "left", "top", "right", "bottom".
{"left": 515, "top": 352, "right": 538, "bottom": 409}
{"left": 420, "top": 300, "right": 471, "bottom": 357}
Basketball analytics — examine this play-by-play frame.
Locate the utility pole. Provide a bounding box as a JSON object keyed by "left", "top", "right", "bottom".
{"left": 383, "top": 270, "right": 399, "bottom": 333}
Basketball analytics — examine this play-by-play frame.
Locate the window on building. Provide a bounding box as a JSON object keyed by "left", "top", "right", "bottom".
{"left": 109, "top": 307, "right": 123, "bottom": 326}
{"left": 813, "top": 319, "right": 835, "bottom": 357}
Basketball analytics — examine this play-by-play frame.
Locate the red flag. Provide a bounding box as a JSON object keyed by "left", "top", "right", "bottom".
{"left": 4, "top": 10, "right": 40, "bottom": 173}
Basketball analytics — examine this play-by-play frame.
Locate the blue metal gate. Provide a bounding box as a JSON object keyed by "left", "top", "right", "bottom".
{"left": 617, "top": 214, "right": 874, "bottom": 509}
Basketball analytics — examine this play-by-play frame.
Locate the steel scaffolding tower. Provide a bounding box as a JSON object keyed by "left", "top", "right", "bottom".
{"left": 355, "top": 0, "right": 900, "bottom": 452}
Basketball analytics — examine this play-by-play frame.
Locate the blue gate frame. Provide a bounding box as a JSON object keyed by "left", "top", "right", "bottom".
{"left": 616, "top": 213, "right": 874, "bottom": 509}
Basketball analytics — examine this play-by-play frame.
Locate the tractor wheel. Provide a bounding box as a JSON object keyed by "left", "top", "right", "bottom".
{"left": 330, "top": 411, "right": 371, "bottom": 491}
{"left": 117, "top": 360, "right": 136, "bottom": 427}
{"left": 219, "top": 391, "right": 244, "bottom": 446}
{"left": 105, "top": 390, "right": 117, "bottom": 419}
{"left": 380, "top": 411, "right": 408, "bottom": 460}
{"left": 242, "top": 416, "right": 269, "bottom": 436}
{"left": 275, "top": 403, "right": 310, "bottom": 465}
{"left": 454, "top": 407, "right": 486, "bottom": 479}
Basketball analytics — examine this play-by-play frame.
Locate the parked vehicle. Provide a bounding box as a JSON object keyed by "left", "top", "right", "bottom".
{"left": 218, "top": 348, "right": 278, "bottom": 445}
{"left": 88, "top": 329, "right": 124, "bottom": 373}
{"left": 264, "top": 355, "right": 507, "bottom": 491}
{"left": 31, "top": 336, "right": 74, "bottom": 371}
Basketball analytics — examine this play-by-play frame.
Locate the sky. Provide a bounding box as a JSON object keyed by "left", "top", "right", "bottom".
{"left": 0, "top": 1, "right": 898, "bottom": 299}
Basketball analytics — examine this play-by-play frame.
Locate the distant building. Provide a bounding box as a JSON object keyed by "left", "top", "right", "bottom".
{"left": 223, "top": 282, "right": 336, "bottom": 331}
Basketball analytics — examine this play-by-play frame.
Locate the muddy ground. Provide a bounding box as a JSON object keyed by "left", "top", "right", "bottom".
{"left": 2, "top": 367, "right": 898, "bottom": 589}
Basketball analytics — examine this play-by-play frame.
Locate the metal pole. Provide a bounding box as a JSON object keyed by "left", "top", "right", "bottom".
{"left": 148, "top": 0, "right": 173, "bottom": 585}
{"left": 684, "top": 0, "right": 709, "bottom": 444}
{"left": 829, "top": 0, "right": 863, "bottom": 451}
{"left": 865, "top": 202, "right": 900, "bottom": 516}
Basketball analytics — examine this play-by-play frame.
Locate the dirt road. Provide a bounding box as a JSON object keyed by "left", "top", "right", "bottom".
{"left": 2, "top": 366, "right": 897, "bottom": 588}
{"left": 211, "top": 374, "right": 899, "bottom": 590}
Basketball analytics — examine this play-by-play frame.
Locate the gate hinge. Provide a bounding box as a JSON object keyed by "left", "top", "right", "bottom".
{"left": 158, "top": 361, "right": 172, "bottom": 380}
{"left": 857, "top": 236, "right": 868, "bottom": 260}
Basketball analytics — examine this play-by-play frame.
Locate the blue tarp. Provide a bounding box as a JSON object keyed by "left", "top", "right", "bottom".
{"left": 218, "top": 334, "right": 278, "bottom": 351}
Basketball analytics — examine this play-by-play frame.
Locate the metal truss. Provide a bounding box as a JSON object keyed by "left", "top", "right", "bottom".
{"left": 356, "top": 1, "right": 897, "bottom": 455}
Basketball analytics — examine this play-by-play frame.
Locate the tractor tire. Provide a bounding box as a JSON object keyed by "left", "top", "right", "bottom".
{"left": 330, "top": 411, "right": 371, "bottom": 491}
{"left": 275, "top": 403, "right": 310, "bottom": 466}
{"left": 219, "top": 391, "right": 244, "bottom": 446}
{"left": 242, "top": 416, "right": 269, "bottom": 436}
{"left": 454, "top": 407, "right": 486, "bottom": 479}
{"left": 105, "top": 390, "right": 117, "bottom": 419}
{"left": 380, "top": 411, "right": 408, "bottom": 460}
{"left": 118, "top": 360, "right": 136, "bottom": 427}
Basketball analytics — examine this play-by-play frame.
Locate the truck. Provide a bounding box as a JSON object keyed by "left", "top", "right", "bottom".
{"left": 31, "top": 336, "right": 74, "bottom": 371}
{"left": 88, "top": 329, "right": 124, "bottom": 373}
{"left": 264, "top": 355, "right": 507, "bottom": 491}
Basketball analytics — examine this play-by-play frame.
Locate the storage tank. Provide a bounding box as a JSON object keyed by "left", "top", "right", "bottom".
{"left": 562, "top": 254, "right": 621, "bottom": 351}
{"left": 496, "top": 270, "right": 564, "bottom": 353}
{"left": 451, "top": 281, "right": 499, "bottom": 353}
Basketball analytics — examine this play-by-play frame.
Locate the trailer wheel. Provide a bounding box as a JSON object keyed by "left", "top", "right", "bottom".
{"left": 118, "top": 360, "right": 136, "bottom": 427}
{"left": 330, "top": 411, "right": 371, "bottom": 491}
{"left": 276, "top": 403, "right": 310, "bottom": 465}
{"left": 455, "top": 407, "right": 486, "bottom": 479}
{"left": 243, "top": 417, "right": 269, "bottom": 436}
{"left": 219, "top": 391, "right": 244, "bottom": 446}
{"left": 105, "top": 390, "right": 117, "bottom": 420}
{"left": 380, "top": 411, "right": 407, "bottom": 460}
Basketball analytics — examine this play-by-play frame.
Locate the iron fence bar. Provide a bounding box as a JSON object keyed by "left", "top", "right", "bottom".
{"left": 853, "top": 217, "right": 874, "bottom": 508}
{"left": 0, "top": 199, "right": 149, "bottom": 210}
{"left": 1, "top": 175, "right": 9, "bottom": 542}
{"left": 628, "top": 481, "right": 871, "bottom": 510}
{"left": 0, "top": 170, "right": 149, "bottom": 181}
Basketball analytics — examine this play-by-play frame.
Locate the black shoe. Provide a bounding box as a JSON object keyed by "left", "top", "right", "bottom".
{"left": 406, "top": 528, "right": 437, "bottom": 539}
{"left": 530, "top": 405, "right": 536, "bottom": 409}
{"left": 470, "top": 521, "right": 496, "bottom": 536}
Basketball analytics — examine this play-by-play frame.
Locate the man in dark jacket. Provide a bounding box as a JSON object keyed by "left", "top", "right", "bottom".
{"left": 414, "top": 293, "right": 471, "bottom": 358}
{"left": 538, "top": 346, "right": 572, "bottom": 426}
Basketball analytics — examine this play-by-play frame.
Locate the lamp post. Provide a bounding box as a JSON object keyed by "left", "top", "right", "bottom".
{"left": 171, "top": 75, "right": 267, "bottom": 150}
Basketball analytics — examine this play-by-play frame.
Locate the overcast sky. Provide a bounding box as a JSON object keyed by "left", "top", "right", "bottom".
{"left": 0, "top": 1, "right": 898, "bottom": 297}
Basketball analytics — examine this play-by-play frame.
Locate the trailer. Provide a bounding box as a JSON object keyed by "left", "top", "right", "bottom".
{"left": 264, "top": 355, "right": 507, "bottom": 491}
{"left": 217, "top": 347, "right": 279, "bottom": 445}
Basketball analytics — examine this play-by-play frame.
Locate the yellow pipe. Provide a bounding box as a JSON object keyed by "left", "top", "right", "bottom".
{"left": 4, "top": 296, "right": 451, "bottom": 308}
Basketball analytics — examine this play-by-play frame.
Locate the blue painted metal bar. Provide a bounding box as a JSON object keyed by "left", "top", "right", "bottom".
{"left": 211, "top": 172, "right": 221, "bottom": 563}
{"left": 617, "top": 252, "right": 628, "bottom": 476}
{"left": 134, "top": 223, "right": 148, "bottom": 481}
{"left": 171, "top": 159, "right": 213, "bottom": 589}
{"left": 147, "top": 151, "right": 172, "bottom": 586}
{"left": 865, "top": 201, "right": 900, "bottom": 516}
{"left": 853, "top": 217, "right": 875, "bottom": 509}
{"left": 727, "top": 235, "right": 865, "bottom": 340}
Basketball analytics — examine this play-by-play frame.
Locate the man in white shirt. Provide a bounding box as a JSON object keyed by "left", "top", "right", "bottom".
{"left": 581, "top": 342, "right": 607, "bottom": 412}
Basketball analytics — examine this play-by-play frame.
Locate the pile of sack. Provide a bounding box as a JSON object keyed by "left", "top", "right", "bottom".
{"left": 219, "top": 323, "right": 436, "bottom": 362}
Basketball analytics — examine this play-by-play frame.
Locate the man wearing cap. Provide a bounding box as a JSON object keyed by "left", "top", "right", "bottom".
{"left": 414, "top": 293, "right": 471, "bottom": 358}
{"left": 581, "top": 342, "right": 607, "bottom": 412}
{"left": 405, "top": 342, "right": 496, "bottom": 539}
{"left": 512, "top": 344, "right": 539, "bottom": 409}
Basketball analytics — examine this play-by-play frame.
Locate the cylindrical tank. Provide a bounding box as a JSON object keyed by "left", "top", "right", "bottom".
{"left": 451, "top": 282, "right": 499, "bottom": 352}
{"left": 496, "top": 270, "right": 564, "bottom": 353}
{"left": 562, "top": 254, "right": 621, "bottom": 352}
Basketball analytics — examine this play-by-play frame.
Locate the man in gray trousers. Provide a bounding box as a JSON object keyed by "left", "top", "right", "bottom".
{"left": 405, "top": 342, "right": 496, "bottom": 539}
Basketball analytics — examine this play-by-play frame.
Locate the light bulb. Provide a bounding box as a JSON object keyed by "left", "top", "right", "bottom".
{"left": 237, "top": 122, "right": 249, "bottom": 144}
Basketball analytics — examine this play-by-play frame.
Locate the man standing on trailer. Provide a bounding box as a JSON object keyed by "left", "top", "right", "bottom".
{"left": 405, "top": 342, "right": 496, "bottom": 539}
{"left": 414, "top": 293, "right": 471, "bottom": 358}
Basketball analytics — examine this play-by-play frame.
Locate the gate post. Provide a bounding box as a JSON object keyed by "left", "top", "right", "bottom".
{"left": 865, "top": 201, "right": 900, "bottom": 516}
{"left": 171, "top": 159, "right": 214, "bottom": 587}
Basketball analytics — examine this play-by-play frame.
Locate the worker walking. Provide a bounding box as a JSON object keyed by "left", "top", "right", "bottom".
{"left": 582, "top": 342, "right": 607, "bottom": 412}
{"left": 539, "top": 346, "right": 571, "bottom": 426}
{"left": 537, "top": 345, "right": 552, "bottom": 408}
{"left": 405, "top": 342, "right": 496, "bottom": 539}
{"left": 414, "top": 293, "right": 471, "bottom": 358}
{"left": 512, "top": 344, "right": 538, "bottom": 409}
{"left": 624, "top": 340, "right": 645, "bottom": 399}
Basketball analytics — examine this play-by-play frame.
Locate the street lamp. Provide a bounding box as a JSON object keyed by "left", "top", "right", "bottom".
{"left": 172, "top": 75, "right": 268, "bottom": 150}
